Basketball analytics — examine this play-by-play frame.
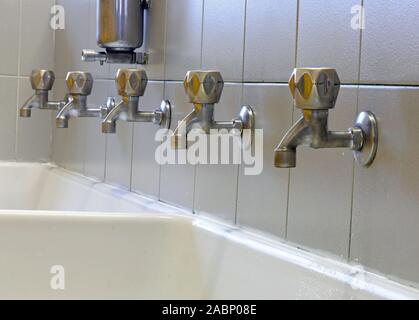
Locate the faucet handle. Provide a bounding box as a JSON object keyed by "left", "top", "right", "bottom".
{"left": 30, "top": 70, "right": 55, "bottom": 91}
{"left": 66, "top": 71, "right": 93, "bottom": 96}
{"left": 116, "top": 68, "right": 148, "bottom": 97}
{"left": 183, "top": 70, "right": 224, "bottom": 105}
{"left": 288, "top": 68, "right": 340, "bottom": 110}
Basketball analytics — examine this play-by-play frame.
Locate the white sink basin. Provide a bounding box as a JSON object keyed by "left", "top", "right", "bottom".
{"left": 0, "top": 162, "right": 174, "bottom": 213}
{"left": 0, "top": 162, "right": 417, "bottom": 299}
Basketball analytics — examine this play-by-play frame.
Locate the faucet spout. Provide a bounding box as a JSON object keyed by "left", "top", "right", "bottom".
{"left": 171, "top": 109, "right": 200, "bottom": 149}
{"left": 19, "top": 94, "right": 39, "bottom": 118}
{"left": 56, "top": 97, "right": 75, "bottom": 129}
{"left": 274, "top": 116, "right": 309, "bottom": 168}
{"left": 102, "top": 100, "right": 127, "bottom": 134}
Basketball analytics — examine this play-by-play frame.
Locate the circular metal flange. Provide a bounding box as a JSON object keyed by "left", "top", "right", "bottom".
{"left": 158, "top": 100, "right": 172, "bottom": 129}
{"left": 353, "top": 111, "right": 378, "bottom": 167}
{"left": 239, "top": 105, "right": 255, "bottom": 149}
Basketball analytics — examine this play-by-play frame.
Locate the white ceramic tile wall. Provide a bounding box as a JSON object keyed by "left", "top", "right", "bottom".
{"left": 0, "top": 0, "right": 54, "bottom": 162}
{"left": 5, "top": 0, "right": 416, "bottom": 285}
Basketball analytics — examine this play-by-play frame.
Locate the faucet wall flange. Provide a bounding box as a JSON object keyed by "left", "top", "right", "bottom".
{"left": 353, "top": 111, "right": 378, "bottom": 167}
{"left": 158, "top": 100, "right": 172, "bottom": 129}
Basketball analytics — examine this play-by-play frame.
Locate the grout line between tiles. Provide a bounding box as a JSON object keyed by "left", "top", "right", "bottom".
{"left": 191, "top": 0, "right": 207, "bottom": 215}
{"left": 294, "top": 0, "right": 300, "bottom": 67}
{"left": 42, "top": 77, "right": 419, "bottom": 88}
{"left": 234, "top": 0, "right": 248, "bottom": 225}
{"left": 199, "top": 0, "right": 205, "bottom": 69}
{"left": 14, "top": 0, "right": 24, "bottom": 161}
{"left": 285, "top": 0, "right": 300, "bottom": 240}
{"left": 348, "top": 0, "right": 365, "bottom": 261}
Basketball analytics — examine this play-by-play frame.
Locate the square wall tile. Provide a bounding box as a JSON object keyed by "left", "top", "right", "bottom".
{"left": 202, "top": 0, "right": 246, "bottom": 82}
{"left": 0, "top": 76, "right": 18, "bottom": 160}
{"left": 351, "top": 87, "right": 419, "bottom": 284}
{"left": 105, "top": 85, "right": 133, "bottom": 189}
{"left": 17, "top": 78, "right": 52, "bottom": 161}
{"left": 360, "top": 0, "right": 419, "bottom": 84}
{"left": 165, "top": 0, "right": 203, "bottom": 81}
{"left": 193, "top": 84, "right": 243, "bottom": 222}
{"left": 83, "top": 79, "right": 109, "bottom": 181}
{"left": 20, "top": 0, "right": 55, "bottom": 76}
{"left": 0, "top": 0, "right": 19, "bottom": 75}
{"left": 244, "top": 0, "right": 297, "bottom": 82}
{"left": 297, "top": 0, "right": 362, "bottom": 83}
{"left": 131, "top": 81, "right": 164, "bottom": 198}
{"left": 159, "top": 82, "right": 196, "bottom": 209}
{"left": 237, "top": 84, "right": 293, "bottom": 237}
{"left": 287, "top": 87, "right": 358, "bottom": 258}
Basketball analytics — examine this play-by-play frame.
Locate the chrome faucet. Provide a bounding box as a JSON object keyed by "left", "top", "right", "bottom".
{"left": 56, "top": 71, "right": 114, "bottom": 128}
{"left": 275, "top": 68, "right": 378, "bottom": 168}
{"left": 102, "top": 68, "right": 171, "bottom": 134}
{"left": 20, "top": 70, "right": 65, "bottom": 117}
{"left": 171, "top": 70, "right": 255, "bottom": 149}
